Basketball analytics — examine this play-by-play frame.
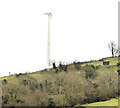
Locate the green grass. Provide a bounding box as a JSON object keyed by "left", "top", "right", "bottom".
{"left": 83, "top": 57, "right": 118, "bottom": 66}
{"left": 29, "top": 73, "right": 45, "bottom": 82}
{"left": 2, "top": 57, "right": 119, "bottom": 81}
{"left": 82, "top": 61, "right": 103, "bottom": 66}
{"left": 80, "top": 99, "right": 119, "bottom": 107}
{"left": 96, "top": 66, "right": 118, "bottom": 74}
{"left": 103, "top": 57, "right": 118, "bottom": 65}
{"left": 2, "top": 75, "right": 15, "bottom": 80}
{"left": 29, "top": 73, "right": 42, "bottom": 78}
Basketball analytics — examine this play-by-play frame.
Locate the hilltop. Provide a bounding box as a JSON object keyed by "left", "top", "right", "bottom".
{"left": 2, "top": 56, "right": 118, "bottom": 80}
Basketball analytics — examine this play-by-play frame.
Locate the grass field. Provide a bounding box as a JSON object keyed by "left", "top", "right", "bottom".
{"left": 83, "top": 57, "right": 118, "bottom": 66}
{"left": 80, "top": 99, "right": 119, "bottom": 107}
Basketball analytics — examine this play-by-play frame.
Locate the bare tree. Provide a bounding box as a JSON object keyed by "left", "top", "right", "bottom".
{"left": 108, "top": 41, "right": 117, "bottom": 57}
{"left": 115, "top": 47, "right": 120, "bottom": 57}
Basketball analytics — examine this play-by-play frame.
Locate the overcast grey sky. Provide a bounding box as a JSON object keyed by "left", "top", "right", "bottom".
{"left": 0, "top": 0, "right": 118, "bottom": 77}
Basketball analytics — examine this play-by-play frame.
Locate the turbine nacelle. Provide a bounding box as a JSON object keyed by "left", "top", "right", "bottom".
{"left": 44, "top": 13, "right": 52, "bottom": 16}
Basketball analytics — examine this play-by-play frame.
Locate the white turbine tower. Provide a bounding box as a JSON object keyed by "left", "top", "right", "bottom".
{"left": 44, "top": 13, "right": 52, "bottom": 70}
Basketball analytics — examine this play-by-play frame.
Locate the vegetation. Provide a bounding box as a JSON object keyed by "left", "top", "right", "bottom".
{"left": 108, "top": 41, "right": 118, "bottom": 57}
{"left": 80, "top": 98, "right": 118, "bottom": 107}
{"left": 2, "top": 57, "right": 119, "bottom": 107}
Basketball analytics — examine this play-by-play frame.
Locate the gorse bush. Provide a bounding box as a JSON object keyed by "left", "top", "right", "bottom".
{"left": 83, "top": 65, "right": 98, "bottom": 79}
{"left": 74, "top": 61, "right": 81, "bottom": 70}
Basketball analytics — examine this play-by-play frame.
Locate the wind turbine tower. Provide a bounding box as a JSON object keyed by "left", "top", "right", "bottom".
{"left": 44, "top": 13, "right": 52, "bottom": 69}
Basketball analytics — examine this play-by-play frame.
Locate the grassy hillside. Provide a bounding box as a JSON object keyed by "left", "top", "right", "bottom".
{"left": 83, "top": 57, "right": 118, "bottom": 66}
{"left": 2, "top": 57, "right": 118, "bottom": 80}
{"left": 80, "top": 98, "right": 119, "bottom": 107}
{"left": 1, "top": 57, "right": 119, "bottom": 107}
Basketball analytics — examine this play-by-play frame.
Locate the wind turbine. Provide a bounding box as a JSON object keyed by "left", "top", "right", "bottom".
{"left": 44, "top": 13, "right": 52, "bottom": 69}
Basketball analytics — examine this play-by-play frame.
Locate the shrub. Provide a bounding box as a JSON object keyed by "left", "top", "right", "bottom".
{"left": 93, "top": 83, "right": 99, "bottom": 88}
{"left": 63, "top": 65, "right": 68, "bottom": 71}
{"left": 84, "top": 66, "right": 97, "bottom": 79}
{"left": 15, "top": 99, "right": 24, "bottom": 103}
{"left": 40, "top": 83, "right": 43, "bottom": 91}
{"left": 3, "top": 79, "right": 7, "bottom": 84}
{"left": 15, "top": 73, "right": 22, "bottom": 78}
{"left": 95, "top": 71, "right": 118, "bottom": 100}
{"left": 44, "top": 80, "right": 53, "bottom": 92}
{"left": 58, "top": 62, "right": 68, "bottom": 72}
{"left": 22, "top": 79, "right": 28, "bottom": 86}
{"left": 117, "top": 62, "right": 120, "bottom": 66}
{"left": 55, "top": 68, "right": 59, "bottom": 73}
{"left": 45, "top": 80, "right": 48, "bottom": 88}
{"left": 74, "top": 62, "right": 81, "bottom": 70}
{"left": 52, "top": 94, "right": 67, "bottom": 106}
{"left": 48, "top": 98, "right": 55, "bottom": 107}
{"left": 2, "top": 88, "right": 24, "bottom": 105}
{"left": 90, "top": 65, "right": 95, "bottom": 69}
{"left": 117, "top": 70, "right": 120, "bottom": 75}
{"left": 21, "top": 76, "right": 39, "bottom": 92}
{"left": 2, "top": 95, "right": 9, "bottom": 104}
{"left": 52, "top": 62, "right": 56, "bottom": 69}
{"left": 15, "top": 74, "right": 20, "bottom": 78}
{"left": 84, "top": 80, "right": 95, "bottom": 103}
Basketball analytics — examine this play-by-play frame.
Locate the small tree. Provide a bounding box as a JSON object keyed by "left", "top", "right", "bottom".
{"left": 108, "top": 41, "right": 117, "bottom": 57}
{"left": 3, "top": 79, "right": 7, "bottom": 84}
{"left": 52, "top": 62, "right": 56, "bottom": 69}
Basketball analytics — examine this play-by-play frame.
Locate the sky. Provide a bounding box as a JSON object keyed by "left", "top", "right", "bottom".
{"left": 0, "top": 0, "right": 118, "bottom": 77}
